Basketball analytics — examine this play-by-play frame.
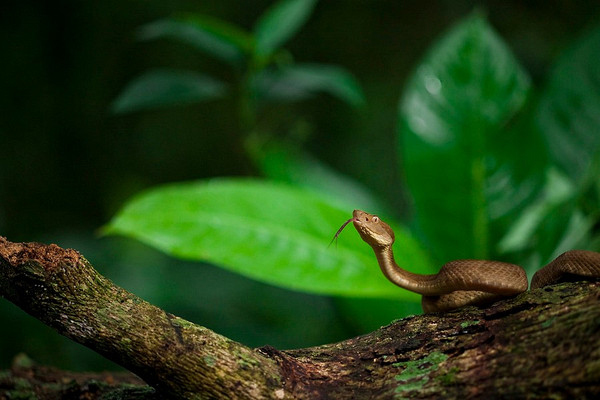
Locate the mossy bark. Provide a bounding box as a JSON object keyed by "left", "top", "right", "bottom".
{"left": 0, "top": 238, "right": 282, "bottom": 399}
{"left": 1, "top": 353, "right": 153, "bottom": 399}
{"left": 1, "top": 237, "right": 599, "bottom": 399}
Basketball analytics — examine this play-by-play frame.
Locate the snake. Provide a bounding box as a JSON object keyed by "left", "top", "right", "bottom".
{"left": 334, "top": 209, "right": 600, "bottom": 312}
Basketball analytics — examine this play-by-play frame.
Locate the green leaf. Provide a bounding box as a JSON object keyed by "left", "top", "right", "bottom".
{"left": 111, "top": 69, "right": 226, "bottom": 114}
{"left": 253, "top": 64, "right": 365, "bottom": 107}
{"left": 551, "top": 209, "right": 594, "bottom": 258}
{"left": 137, "top": 15, "right": 252, "bottom": 66}
{"left": 497, "top": 168, "right": 575, "bottom": 254}
{"left": 104, "top": 178, "right": 432, "bottom": 299}
{"left": 398, "top": 13, "right": 531, "bottom": 262}
{"left": 521, "top": 203, "right": 593, "bottom": 276}
{"left": 254, "top": 0, "right": 317, "bottom": 57}
{"left": 252, "top": 142, "right": 390, "bottom": 214}
{"left": 498, "top": 167, "right": 598, "bottom": 275}
{"left": 537, "top": 25, "right": 600, "bottom": 184}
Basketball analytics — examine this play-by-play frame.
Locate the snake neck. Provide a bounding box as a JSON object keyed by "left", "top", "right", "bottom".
{"left": 374, "top": 245, "right": 440, "bottom": 295}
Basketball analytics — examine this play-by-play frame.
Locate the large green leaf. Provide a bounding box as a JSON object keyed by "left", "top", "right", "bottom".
{"left": 252, "top": 63, "right": 365, "bottom": 107}
{"left": 137, "top": 15, "right": 252, "bottom": 66}
{"left": 537, "top": 25, "right": 600, "bottom": 185}
{"left": 497, "top": 168, "right": 574, "bottom": 255}
{"left": 398, "top": 14, "right": 531, "bottom": 262}
{"left": 496, "top": 167, "right": 595, "bottom": 275}
{"left": 111, "top": 69, "right": 226, "bottom": 114}
{"left": 253, "top": 142, "right": 390, "bottom": 215}
{"left": 105, "top": 179, "right": 432, "bottom": 299}
{"left": 254, "top": 0, "right": 318, "bottom": 57}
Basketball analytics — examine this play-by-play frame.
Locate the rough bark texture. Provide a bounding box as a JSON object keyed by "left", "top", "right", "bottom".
{"left": 0, "top": 353, "right": 153, "bottom": 399}
{"left": 1, "top": 237, "right": 599, "bottom": 399}
{"left": 0, "top": 237, "right": 281, "bottom": 399}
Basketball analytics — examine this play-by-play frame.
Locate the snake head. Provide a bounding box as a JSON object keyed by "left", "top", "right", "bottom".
{"left": 352, "top": 210, "right": 395, "bottom": 248}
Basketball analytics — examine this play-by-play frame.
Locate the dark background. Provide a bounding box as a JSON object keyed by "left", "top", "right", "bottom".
{"left": 1, "top": 0, "right": 599, "bottom": 370}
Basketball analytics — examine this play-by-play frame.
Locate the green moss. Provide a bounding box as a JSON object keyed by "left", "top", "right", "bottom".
{"left": 13, "top": 377, "right": 33, "bottom": 390}
{"left": 234, "top": 349, "right": 261, "bottom": 369}
{"left": 460, "top": 320, "right": 480, "bottom": 329}
{"left": 393, "top": 351, "right": 448, "bottom": 398}
{"left": 541, "top": 316, "right": 557, "bottom": 328}
{"left": 436, "top": 366, "right": 460, "bottom": 385}
{"left": 172, "top": 317, "right": 195, "bottom": 329}
{"left": 203, "top": 355, "right": 216, "bottom": 367}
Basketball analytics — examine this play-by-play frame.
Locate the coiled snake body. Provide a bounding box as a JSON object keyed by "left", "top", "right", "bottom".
{"left": 341, "top": 210, "right": 600, "bottom": 312}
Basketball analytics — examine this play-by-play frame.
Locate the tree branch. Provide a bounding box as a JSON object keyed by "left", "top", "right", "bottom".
{"left": 1, "top": 237, "right": 599, "bottom": 399}
{"left": 0, "top": 237, "right": 282, "bottom": 399}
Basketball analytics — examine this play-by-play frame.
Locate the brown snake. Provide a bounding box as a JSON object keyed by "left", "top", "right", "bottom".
{"left": 335, "top": 210, "right": 600, "bottom": 312}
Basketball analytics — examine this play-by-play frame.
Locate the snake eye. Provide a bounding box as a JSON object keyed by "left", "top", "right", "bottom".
{"left": 373, "top": 216, "right": 380, "bottom": 223}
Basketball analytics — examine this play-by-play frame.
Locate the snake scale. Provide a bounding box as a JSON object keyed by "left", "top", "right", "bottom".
{"left": 336, "top": 210, "right": 600, "bottom": 312}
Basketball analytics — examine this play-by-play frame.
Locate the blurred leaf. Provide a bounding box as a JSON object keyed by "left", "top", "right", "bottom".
{"left": 524, "top": 203, "right": 592, "bottom": 275}
{"left": 252, "top": 142, "right": 390, "bottom": 214}
{"left": 111, "top": 69, "right": 226, "bottom": 114}
{"left": 254, "top": 0, "right": 318, "bottom": 57}
{"left": 137, "top": 15, "right": 251, "bottom": 66}
{"left": 398, "top": 13, "right": 531, "bottom": 261}
{"left": 552, "top": 209, "right": 594, "bottom": 257}
{"left": 105, "top": 178, "right": 432, "bottom": 299}
{"left": 483, "top": 102, "right": 548, "bottom": 224}
{"left": 497, "top": 168, "right": 575, "bottom": 254}
{"left": 498, "top": 168, "right": 596, "bottom": 275}
{"left": 537, "top": 25, "right": 600, "bottom": 184}
{"left": 253, "top": 64, "right": 365, "bottom": 107}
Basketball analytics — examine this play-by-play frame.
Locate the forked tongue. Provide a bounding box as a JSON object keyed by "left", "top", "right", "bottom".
{"left": 328, "top": 217, "right": 357, "bottom": 247}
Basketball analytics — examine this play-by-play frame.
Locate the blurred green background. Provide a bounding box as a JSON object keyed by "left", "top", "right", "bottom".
{"left": 1, "top": 1, "right": 600, "bottom": 371}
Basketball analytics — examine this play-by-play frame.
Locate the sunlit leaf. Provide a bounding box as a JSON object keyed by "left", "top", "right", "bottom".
{"left": 398, "top": 13, "right": 531, "bottom": 262}
{"left": 137, "top": 15, "right": 251, "bottom": 66}
{"left": 254, "top": 0, "right": 318, "bottom": 57}
{"left": 253, "top": 64, "right": 365, "bottom": 107}
{"left": 105, "top": 178, "right": 432, "bottom": 299}
{"left": 537, "top": 25, "right": 600, "bottom": 184}
{"left": 111, "top": 69, "right": 226, "bottom": 114}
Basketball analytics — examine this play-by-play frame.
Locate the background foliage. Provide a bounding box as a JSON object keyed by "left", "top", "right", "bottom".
{"left": 2, "top": 1, "right": 600, "bottom": 372}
